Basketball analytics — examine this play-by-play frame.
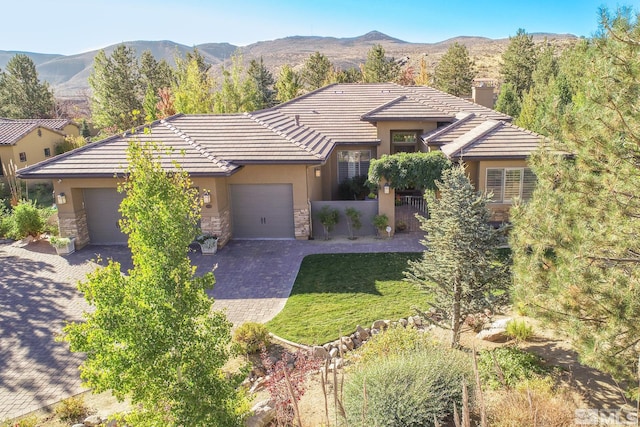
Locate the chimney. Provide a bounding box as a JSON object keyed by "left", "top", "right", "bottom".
{"left": 471, "top": 82, "right": 496, "bottom": 109}
{"left": 295, "top": 114, "right": 300, "bottom": 126}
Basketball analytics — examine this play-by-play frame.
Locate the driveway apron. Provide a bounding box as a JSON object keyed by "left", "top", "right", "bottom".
{"left": 0, "top": 233, "right": 424, "bottom": 420}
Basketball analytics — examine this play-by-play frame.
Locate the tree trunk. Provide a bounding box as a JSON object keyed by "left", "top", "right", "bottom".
{"left": 451, "top": 281, "right": 461, "bottom": 348}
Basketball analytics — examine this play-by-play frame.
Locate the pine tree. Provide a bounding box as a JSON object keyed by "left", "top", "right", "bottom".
{"left": 433, "top": 42, "right": 476, "bottom": 96}
{"left": 405, "top": 165, "right": 510, "bottom": 348}
{"left": 0, "top": 54, "right": 54, "bottom": 118}
{"left": 500, "top": 28, "right": 537, "bottom": 98}
{"left": 275, "top": 65, "right": 302, "bottom": 103}
{"left": 301, "top": 52, "right": 332, "bottom": 91}
{"left": 89, "top": 45, "right": 143, "bottom": 132}
{"left": 510, "top": 8, "right": 640, "bottom": 389}
{"left": 495, "top": 83, "right": 521, "bottom": 117}
{"left": 246, "top": 57, "right": 275, "bottom": 109}
{"left": 214, "top": 54, "right": 256, "bottom": 113}
{"left": 362, "top": 44, "right": 400, "bottom": 83}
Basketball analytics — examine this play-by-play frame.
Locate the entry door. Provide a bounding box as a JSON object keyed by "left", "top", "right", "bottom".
{"left": 230, "top": 184, "right": 295, "bottom": 239}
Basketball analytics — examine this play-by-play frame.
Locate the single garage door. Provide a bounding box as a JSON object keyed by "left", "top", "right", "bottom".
{"left": 83, "top": 188, "right": 127, "bottom": 245}
{"left": 230, "top": 184, "right": 295, "bottom": 239}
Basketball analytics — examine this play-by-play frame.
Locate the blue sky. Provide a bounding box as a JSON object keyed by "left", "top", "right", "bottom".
{"left": 3, "top": 0, "right": 638, "bottom": 55}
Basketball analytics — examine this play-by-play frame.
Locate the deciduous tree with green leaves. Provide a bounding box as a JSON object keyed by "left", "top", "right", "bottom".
{"left": 433, "top": 42, "right": 476, "bottom": 96}
{"left": 89, "top": 45, "right": 143, "bottom": 132}
{"left": 172, "top": 51, "right": 216, "bottom": 114}
{"left": 405, "top": 165, "right": 510, "bottom": 348}
{"left": 61, "top": 141, "right": 247, "bottom": 426}
{"left": 275, "top": 64, "right": 302, "bottom": 102}
{"left": 510, "top": 7, "right": 640, "bottom": 390}
{"left": 0, "top": 54, "right": 54, "bottom": 118}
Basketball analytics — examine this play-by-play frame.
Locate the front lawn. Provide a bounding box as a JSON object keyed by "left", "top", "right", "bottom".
{"left": 266, "top": 252, "right": 429, "bottom": 345}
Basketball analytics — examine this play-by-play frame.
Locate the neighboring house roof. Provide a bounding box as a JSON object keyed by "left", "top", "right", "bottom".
{"left": 0, "top": 122, "right": 65, "bottom": 146}
{"left": 0, "top": 118, "right": 75, "bottom": 131}
{"left": 17, "top": 83, "right": 545, "bottom": 179}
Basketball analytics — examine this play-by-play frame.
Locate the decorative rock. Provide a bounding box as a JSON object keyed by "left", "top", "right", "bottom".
{"left": 490, "top": 317, "right": 512, "bottom": 329}
{"left": 341, "top": 337, "right": 354, "bottom": 351}
{"left": 334, "top": 357, "right": 344, "bottom": 369}
{"left": 340, "top": 344, "right": 349, "bottom": 353}
{"left": 410, "top": 316, "right": 423, "bottom": 326}
{"left": 72, "top": 424, "right": 85, "bottom": 427}
{"left": 329, "top": 347, "right": 339, "bottom": 359}
{"left": 84, "top": 415, "right": 103, "bottom": 426}
{"left": 312, "top": 345, "right": 329, "bottom": 360}
{"left": 356, "top": 325, "right": 370, "bottom": 341}
{"left": 476, "top": 328, "right": 507, "bottom": 342}
{"left": 372, "top": 319, "right": 389, "bottom": 331}
{"left": 245, "top": 399, "right": 275, "bottom": 427}
{"left": 323, "top": 343, "right": 332, "bottom": 351}
{"left": 352, "top": 337, "right": 361, "bottom": 348}
{"left": 398, "top": 318, "right": 408, "bottom": 328}
{"left": 407, "top": 317, "right": 416, "bottom": 328}
{"left": 370, "top": 328, "right": 380, "bottom": 335}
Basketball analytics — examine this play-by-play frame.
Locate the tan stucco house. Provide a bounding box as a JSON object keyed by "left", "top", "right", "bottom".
{"left": 17, "top": 83, "right": 543, "bottom": 248}
{"left": 0, "top": 118, "right": 80, "bottom": 181}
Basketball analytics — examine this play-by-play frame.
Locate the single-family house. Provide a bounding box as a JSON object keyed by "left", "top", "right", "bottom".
{"left": 0, "top": 118, "right": 80, "bottom": 181}
{"left": 17, "top": 83, "right": 543, "bottom": 248}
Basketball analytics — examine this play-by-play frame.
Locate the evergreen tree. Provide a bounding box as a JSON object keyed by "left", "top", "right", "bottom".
{"left": 246, "top": 57, "right": 275, "bottom": 109}
{"left": 500, "top": 28, "right": 537, "bottom": 98}
{"left": 362, "top": 44, "right": 400, "bottom": 83}
{"left": 275, "top": 64, "right": 302, "bottom": 103}
{"left": 89, "top": 45, "right": 143, "bottom": 131}
{"left": 62, "top": 141, "right": 247, "bottom": 426}
{"left": 214, "top": 54, "right": 256, "bottom": 113}
{"left": 510, "top": 8, "right": 640, "bottom": 388}
{"left": 139, "top": 51, "right": 174, "bottom": 122}
{"left": 301, "top": 52, "right": 332, "bottom": 91}
{"left": 172, "top": 52, "right": 216, "bottom": 114}
{"left": 495, "top": 83, "right": 521, "bottom": 117}
{"left": 433, "top": 42, "right": 476, "bottom": 96}
{"left": 405, "top": 165, "right": 510, "bottom": 348}
{"left": 0, "top": 54, "right": 54, "bottom": 118}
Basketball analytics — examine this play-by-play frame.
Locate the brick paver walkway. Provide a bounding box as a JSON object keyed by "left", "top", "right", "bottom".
{"left": 0, "top": 233, "right": 424, "bottom": 420}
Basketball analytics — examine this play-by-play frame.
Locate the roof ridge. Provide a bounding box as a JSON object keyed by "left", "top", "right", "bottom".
{"left": 244, "top": 111, "right": 326, "bottom": 159}
{"left": 441, "top": 120, "right": 504, "bottom": 158}
{"left": 360, "top": 95, "right": 407, "bottom": 119}
{"left": 423, "top": 112, "right": 476, "bottom": 142}
{"left": 159, "top": 119, "right": 233, "bottom": 172}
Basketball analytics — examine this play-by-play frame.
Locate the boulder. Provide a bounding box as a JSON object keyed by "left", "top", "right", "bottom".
{"left": 476, "top": 328, "right": 508, "bottom": 342}
{"left": 323, "top": 343, "right": 332, "bottom": 351}
{"left": 352, "top": 337, "right": 362, "bottom": 348}
{"left": 83, "top": 415, "right": 103, "bottom": 426}
{"left": 398, "top": 318, "right": 408, "bottom": 328}
{"left": 341, "top": 337, "right": 354, "bottom": 351}
{"left": 355, "top": 325, "right": 369, "bottom": 341}
{"left": 370, "top": 328, "right": 380, "bottom": 335}
{"left": 245, "top": 399, "right": 275, "bottom": 427}
{"left": 490, "top": 317, "right": 513, "bottom": 329}
{"left": 72, "top": 424, "right": 85, "bottom": 427}
{"left": 312, "top": 345, "right": 329, "bottom": 360}
{"left": 371, "top": 319, "right": 389, "bottom": 331}
{"left": 410, "top": 316, "right": 423, "bottom": 326}
{"left": 328, "top": 347, "right": 339, "bottom": 359}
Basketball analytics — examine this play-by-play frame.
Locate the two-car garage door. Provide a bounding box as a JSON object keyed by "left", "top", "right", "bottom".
{"left": 83, "top": 184, "right": 294, "bottom": 245}
{"left": 230, "top": 184, "right": 295, "bottom": 239}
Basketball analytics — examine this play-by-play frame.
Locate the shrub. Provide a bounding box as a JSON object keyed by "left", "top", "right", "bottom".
{"left": 54, "top": 134, "right": 86, "bottom": 155}
{"left": 317, "top": 205, "right": 339, "bottom": 240}
{"left": 486, "top": 376, "right": 578, "bottom": 426}
{"left": 352, "top": 325, "right": 437, "bottom": 365}
{"left": 372, "top": 213, "right": 389, "bottom": 236}
{"left": 345, "top": 207, "right": 362, "bottom": 239}
{"left": 478, "top": 347, "right": 548, "bottom": 389}
{"left": 10, "top": 200, "right": 44, "bottom": 238}
{"left": 233, "top": 322, "right": 270, "bottom": 354}
{"left": 54, "top": 395, "right": 89, "bottom": 423}
{"left": 505, "top": 319, "right": 534, "bottom": 342}
{"left": 0, "top": 201, "right": 10, "bottom": 238}
{"left": 2, "top": 415, "right": 39, "bottom": 427}
{"left": 344, "top": 345, "right": 472, "bottom": 426}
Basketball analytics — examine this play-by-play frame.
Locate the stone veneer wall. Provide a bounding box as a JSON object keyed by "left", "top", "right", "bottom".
{"left": 293, "top": 208, "right": 310, "bottom": 240}
{"left": 58, "top": 210, "right": 89, "bottom": 248}
{"left": 201, "top": 208, "right": 231, "bottom": 247}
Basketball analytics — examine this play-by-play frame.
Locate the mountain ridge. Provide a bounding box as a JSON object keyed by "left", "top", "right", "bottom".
{"left": 0, "top": 31, "right": 578, "bottom": 98}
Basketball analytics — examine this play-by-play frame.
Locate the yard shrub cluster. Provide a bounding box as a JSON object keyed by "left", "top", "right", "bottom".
{"left": 478, "top": 346, "right": 548, "bottom": 389}
{"left": 54, "top": 395, "right": 89, "bottom": 423}
{"left": 0, "top": 201, "right": 58, "bottom": 239}
{"left": 505, "top": 319, "right": 534, "bottom": 342}
{"left": 232, "top": 322, "right": 270, "bottom": 354}
{"left": 344, "top": 328, "right": 472, "bottom": 427}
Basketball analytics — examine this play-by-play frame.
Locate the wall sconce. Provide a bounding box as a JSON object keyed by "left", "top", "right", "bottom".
{"left": 56, "top": 192, "right": 67, "bottom": 205}
{"left": 383, "top": 183, "right": 390, "bottom": 194}
{"left": 202, "top": 190, "right": 211, "bottom": 204}
{"left": 314, "top": 168, "right": 321, "bottom": 178}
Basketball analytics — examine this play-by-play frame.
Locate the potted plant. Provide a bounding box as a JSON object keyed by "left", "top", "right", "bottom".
{"left": 196, "top": 233, "right": 218, "bottom": 255}
{"left": 49, "top": 236, "right": 75, "bottom": 255}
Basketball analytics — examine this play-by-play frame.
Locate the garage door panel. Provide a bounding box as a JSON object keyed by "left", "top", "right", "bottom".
{"left": 230, "top": 184, "right": 294, "bottom": 239}
{"left": 83, "top": 188, "right": 127, "bottom": 245}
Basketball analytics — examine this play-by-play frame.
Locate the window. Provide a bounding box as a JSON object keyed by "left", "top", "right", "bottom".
{"left": 44, "top": 148, "right": 51, "bottom": 157}
{"left": 19, "top": 152, "right": 27, "bottom": 162}
{"left": 486, "top": 167, "right": 536, "bottom": 203}
{"left": 391, "top": 130, "right": 419, "bottom": 154}
{"left": 337, "top": 150, "right": 371, "bottom": 182}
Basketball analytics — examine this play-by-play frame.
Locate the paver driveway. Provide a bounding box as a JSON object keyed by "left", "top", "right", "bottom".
{"left": 0, "top": 234, "right": 423, "bottom": 420}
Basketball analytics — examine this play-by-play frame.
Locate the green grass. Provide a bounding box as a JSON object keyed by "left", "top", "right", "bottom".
{"left": 266, "top": 252, "right": 429, "bottom": 345}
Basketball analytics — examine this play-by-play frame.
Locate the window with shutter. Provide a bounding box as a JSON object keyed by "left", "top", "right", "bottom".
{"left": 486, "top": 167, "right": 536, "bottom": 203}
{"left": 337, "top": 150, "right": 371, "bottom": 183}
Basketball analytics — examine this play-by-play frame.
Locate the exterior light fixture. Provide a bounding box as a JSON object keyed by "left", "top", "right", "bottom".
{"left": 203, "top": 190, "right": 211, "bottom": 204}
{"left": 314, "top": 168, "right": 321, "bottom": 178}
{"left": 383, "top": 183, "right": 390, "bottom": 194}
{"left": 56, "top": 192, "right": 67, "bottom": 205}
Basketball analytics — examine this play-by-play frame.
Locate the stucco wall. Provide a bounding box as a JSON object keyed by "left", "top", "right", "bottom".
{"left": 1, "top": 128, "right": 63, "bottom": 182}
{"left": 376, "top": 121, "right": 438, "bottom": 156}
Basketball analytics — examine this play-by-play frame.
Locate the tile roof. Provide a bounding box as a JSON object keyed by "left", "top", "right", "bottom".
{"left": 0, "top": 118, "right": 74, "bottom": 131}
{"left": 17, "top": 83, "right": 545, "bottom": 179}
{"left": 0, "top": 122, "right": 46, "bottom": 145}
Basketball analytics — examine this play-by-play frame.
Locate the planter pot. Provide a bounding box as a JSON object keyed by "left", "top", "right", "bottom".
{"left": 198, "top": 239, "right": 218, "bottom": 255}
{"left": 53, "top": 238, "right": 75, "bottom": 256}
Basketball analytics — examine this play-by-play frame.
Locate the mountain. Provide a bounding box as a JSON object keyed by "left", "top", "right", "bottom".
{"left": 0, "top": 31, "right": 577, "bottom": 98}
